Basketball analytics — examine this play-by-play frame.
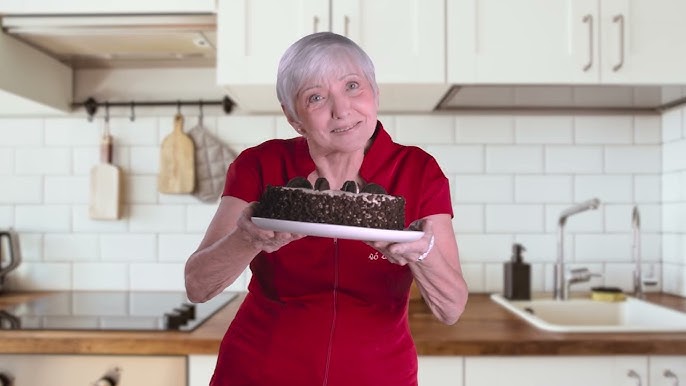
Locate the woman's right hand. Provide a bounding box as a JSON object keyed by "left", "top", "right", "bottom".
{"left": 236, "top": 203, "right": 305, "bottom": 253}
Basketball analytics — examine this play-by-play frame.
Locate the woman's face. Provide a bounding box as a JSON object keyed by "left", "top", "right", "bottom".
{"left": 287, "top": 62, "right": 378, "bottom": 157}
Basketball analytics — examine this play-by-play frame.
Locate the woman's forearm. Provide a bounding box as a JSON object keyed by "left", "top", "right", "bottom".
{"left": 410, "top": 253, "right": 468, "bottom": 324}
{"left": 185, "top": 230, "right": 259, "bottom": 303}
{"left": 184, "top": 197, "right": 258, "bottom": 303}
{"left": 409, "top": 215, "right": 468, "bottom": 324}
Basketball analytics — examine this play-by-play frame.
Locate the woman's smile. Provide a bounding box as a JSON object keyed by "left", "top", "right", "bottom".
{"left": 331, "top": 120, "right": 361, "bottom": 134}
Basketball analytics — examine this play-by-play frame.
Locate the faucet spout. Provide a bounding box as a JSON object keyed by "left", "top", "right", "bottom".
{"left": 554, "top": 198, "right": 601, "bottom": 300}
{"left": 632, "top": 205, "right": 657, "bottom": 297}
{"left": 632, "top": 205, "right": 643, "bottom": 297}
{"left": 558, "top": 198, "right": 601, "bottom": 227}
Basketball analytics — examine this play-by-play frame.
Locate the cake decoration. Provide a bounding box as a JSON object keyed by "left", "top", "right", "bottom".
{"left": 286, "top": 176, "right": 312, "bottom": 189}
{"left": 341, "top": 180, "right": 359, "bottom": 193}
{"left": 314, "top": 177, "right": 330, "bottom": 191}
{"left": 360, "top": 183, "right": 387, "bottom": 194}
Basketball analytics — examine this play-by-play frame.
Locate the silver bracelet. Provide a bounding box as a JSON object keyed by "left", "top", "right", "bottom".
{"left": 417, "top": 235, "right": 435, "bottom": 262}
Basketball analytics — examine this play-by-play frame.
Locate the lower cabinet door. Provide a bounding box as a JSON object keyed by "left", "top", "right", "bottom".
{"left": 0, "top": 354, "right": 186, "bottom": 386}
{"left": 649, "top": 356, "right": 686, "bottom": 386}
{"left": 465, "top": 356, "right": 647, "bottom": 386}
{"left": 188, "top": 354, "right": 218, "bottom": 386}
{"left": 418, "top": 356, "right": 464, "bottom": 386}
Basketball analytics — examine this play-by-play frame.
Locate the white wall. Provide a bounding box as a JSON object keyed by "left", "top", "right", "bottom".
{"left": 661, "top": 107, "right": 686, "bottom": 296}
{"left": 1, "top": 107, "right": 683, "bottom": 296}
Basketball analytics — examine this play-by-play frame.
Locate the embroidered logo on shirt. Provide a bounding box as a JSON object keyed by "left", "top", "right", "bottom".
{"left": 368, "top": 252, "right": 387, "bottom": 261}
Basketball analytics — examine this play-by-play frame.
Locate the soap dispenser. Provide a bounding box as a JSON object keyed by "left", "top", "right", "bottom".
{"left": 503, "top": 243, "right": 531, "bottom": 300}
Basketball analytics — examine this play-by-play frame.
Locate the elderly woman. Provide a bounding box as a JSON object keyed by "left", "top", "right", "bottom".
{"left": 185, "top": 32, "right": 468, "bottom": 386}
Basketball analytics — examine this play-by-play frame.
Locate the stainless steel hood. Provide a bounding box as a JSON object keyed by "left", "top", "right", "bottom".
{"left": 1, "top": 14, "right": 216, "bottom": 69}
{"left": 437, "top": 84, "right": 686, "bottom": 113}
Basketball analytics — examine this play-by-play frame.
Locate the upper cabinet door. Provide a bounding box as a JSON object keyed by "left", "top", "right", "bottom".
{"left": 217, "top": 0, "right": 329, "bottom": 85}
{"left": 600, "top": 0, "right": 686, "bottom": 84}
{"left": 448, "top": 0, "right": 599, "bottom": 84}
{"left": 332, "top": 0, "right": 446, "bottom": 84}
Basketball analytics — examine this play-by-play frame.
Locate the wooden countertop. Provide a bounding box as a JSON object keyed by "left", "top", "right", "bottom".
{"left": 410, "top": 292, "right": 686, "bottom": 356}
{"left": 1, "top": 291, "right": 685, "bottom": 356}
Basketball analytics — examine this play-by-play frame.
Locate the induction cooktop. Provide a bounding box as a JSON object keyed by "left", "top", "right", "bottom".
{"left": 0, "top": 291, "right": 238, "bottom": 332}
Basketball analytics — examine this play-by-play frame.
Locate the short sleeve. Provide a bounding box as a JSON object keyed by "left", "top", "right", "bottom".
{"left": 417, "top": 155, "right": 453, "bottom": 219}
{"left": 222, "top": 148, "right": 263, "bottom": 203}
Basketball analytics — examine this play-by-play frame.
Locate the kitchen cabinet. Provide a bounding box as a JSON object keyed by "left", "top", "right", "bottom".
{"left": 650, "top": 356, "right": 686, "bottom": 386}
{"left": 448, "top": 0, "right": 686, "bottom": 85}
{"left": 330, "top": 0, "right": 445, "bottom": 85}
{"left": 187, "top": 355, "right": 464, "bottom": 386}
{"left": 418, "top": 356, "right": 464, "bottom": 386}
{"left": 465, "top": 356, "right": 647, "bottom": 386}
{"left": 0, "top": 0, "right": 215, "bottom": 14}
{"left": 0, "top": 354, "right": 186, "bottom": 386}
{"left": 217, "top": 0, "right": 329, "bottom": 87}
{"left": 188, "top": 355, "right": 218, "bottom": 386}
{"left": 189, "top": 355, "right": 683, "bottom": 385}
{"left": 216, "top": 0, "right": 448, "bottom": 112}
{"left": 0, "top": 30, "right": 72, "bottom": 115}
{"left": 599, "top": 0, "right": 686, "bottom": 84}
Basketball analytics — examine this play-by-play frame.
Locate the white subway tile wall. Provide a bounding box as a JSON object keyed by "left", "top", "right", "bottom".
{"left": 662, "top": 107, "right": 686, "bottom": 296}
{"left": 1, "top": 108, "right": 685, "bottom": 297}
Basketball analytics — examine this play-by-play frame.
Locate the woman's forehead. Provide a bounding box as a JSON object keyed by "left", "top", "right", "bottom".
{"left": 301, "top": 61, "right": 363, "bottom": 87}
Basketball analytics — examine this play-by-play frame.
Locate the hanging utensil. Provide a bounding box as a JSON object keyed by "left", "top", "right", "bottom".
{"left": 188, "top": 101, "right": 237, "bottom": 202}
{"left": 158, "top": 104, "right": 195, "bottom": 194}
{"left": 89, "top": 111, "right": 122, "bottom": 220}
{"left": 0, "top": 228, "right": 21, "bottom": 293}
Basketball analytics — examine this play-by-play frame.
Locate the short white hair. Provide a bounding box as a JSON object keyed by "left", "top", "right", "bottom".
{"left": 276, "top": 32, "right": 378, "bottom": 120}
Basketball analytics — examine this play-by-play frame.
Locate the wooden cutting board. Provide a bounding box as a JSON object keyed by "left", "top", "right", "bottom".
{"left": 89, "top": 131, "right": 122, "bottom": 220}
{"left": 158, "top": 113, "right": 195, "bottom": 194}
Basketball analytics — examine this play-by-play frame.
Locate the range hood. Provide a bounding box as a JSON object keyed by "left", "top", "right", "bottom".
{"left": 1, "top": 14, "right": 216, "bottom": 69}
{"left": 437, "top": 84, "right": 686, "bottom": 113}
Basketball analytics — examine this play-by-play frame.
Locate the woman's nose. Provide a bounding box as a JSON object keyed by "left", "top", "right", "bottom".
{"left": 330, "top": 95, "right": 351, "bottom": 119}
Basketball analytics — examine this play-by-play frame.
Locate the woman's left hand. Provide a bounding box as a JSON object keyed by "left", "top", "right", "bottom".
{"left": 365, "top": 219, "right": 434, "bottom": 266}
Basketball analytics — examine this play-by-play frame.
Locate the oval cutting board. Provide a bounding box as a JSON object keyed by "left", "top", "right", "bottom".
{"left": 158, "top": 113, "right": 195, "bottom": 194}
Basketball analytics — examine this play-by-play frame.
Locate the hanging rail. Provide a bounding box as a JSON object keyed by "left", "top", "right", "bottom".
{"left": 74, "top": 96, "right": 236, "bottom": 122}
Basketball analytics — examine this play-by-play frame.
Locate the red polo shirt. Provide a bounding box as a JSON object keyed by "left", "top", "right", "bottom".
{"left": 212, "top": 122, "right": 452, "bottom": 386}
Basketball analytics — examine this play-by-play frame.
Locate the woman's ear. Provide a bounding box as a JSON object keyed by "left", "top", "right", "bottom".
{"left": 282, "top": 105, "right": 305, "bottom": 136}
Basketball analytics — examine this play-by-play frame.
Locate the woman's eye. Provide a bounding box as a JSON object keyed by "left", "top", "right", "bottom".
{"left": 308, "top": 94, "right": 323, "bottom": 103}
{"left": 347, "top": 81, "right": 360, "bottom": 90}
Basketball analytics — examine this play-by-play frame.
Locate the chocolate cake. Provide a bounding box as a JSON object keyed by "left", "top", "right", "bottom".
{"left": 253, "top": 177, "right": 405, "bottom": 230}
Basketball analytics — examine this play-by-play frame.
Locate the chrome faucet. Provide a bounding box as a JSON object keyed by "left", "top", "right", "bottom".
{"left": 554, "top": 198, "right": 601, "bottom": 300}
{"left": 632, "top": 205, "right": 657, "bottom": 298}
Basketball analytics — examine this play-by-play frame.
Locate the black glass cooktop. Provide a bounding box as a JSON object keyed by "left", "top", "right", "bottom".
{"left": 0, "top": 291, "right": 238, "bottom": 332}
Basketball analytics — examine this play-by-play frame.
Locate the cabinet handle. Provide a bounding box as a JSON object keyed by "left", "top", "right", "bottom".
{"left": 313, "top": 16, "right": 320, "bottom": 33}
{"left": 343, "top": 15, "right": 350, "bottom": 37}
{"left": 582, "top": 14, "right": 593, "bottom": 71}
{"left": 93, "top": 367, "right": 121, "bottom": 386}
{"left": 628, "top": 369, "right": 642, "bottom": 386}
{"left": 0, "top": 373, "right": 13, "bottom": 386}
{"left": 612, "top": 14, "right": 625, "bottom": 71}
{"left": 664, "top": 369, "right": 680, "bottom": 386}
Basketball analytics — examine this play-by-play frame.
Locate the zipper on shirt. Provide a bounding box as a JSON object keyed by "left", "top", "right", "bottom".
{"left": 322, "top": 238, "right": 339, "bottom": 386}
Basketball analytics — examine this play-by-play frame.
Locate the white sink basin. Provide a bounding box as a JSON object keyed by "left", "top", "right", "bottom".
{"left": 491, "top": 293, "right": 686, "bottom": 333}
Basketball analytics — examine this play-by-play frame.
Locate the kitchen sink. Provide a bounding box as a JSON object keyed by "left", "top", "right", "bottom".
{"left": 491, "top": 293, "right": 686, "bottom": 333}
